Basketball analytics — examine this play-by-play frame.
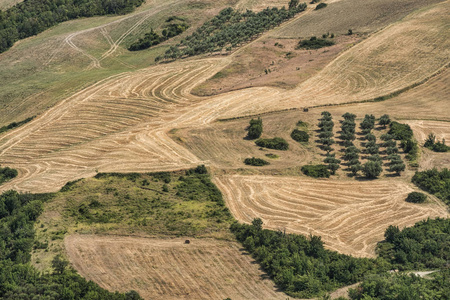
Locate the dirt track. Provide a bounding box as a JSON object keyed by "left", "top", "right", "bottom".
{"left": 214, "top": 175, "right": 449, "bottom": 257}
{"left": 65, "top": 235, "right": 287, "bottom": 300}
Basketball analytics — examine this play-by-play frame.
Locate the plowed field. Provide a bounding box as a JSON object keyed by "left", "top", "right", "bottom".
{"left": 214, "top": 175, "right": 449, "bottom": 257}
{"left": 65, "top": 235, "right": 287, "bottom": 300}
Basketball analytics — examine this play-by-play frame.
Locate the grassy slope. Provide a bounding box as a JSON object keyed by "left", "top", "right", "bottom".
{"left": 0, "top": 0, "right": 237, "bottom": 127}
{"left": 32, "top": 170, "right": 234, "bottom": 271}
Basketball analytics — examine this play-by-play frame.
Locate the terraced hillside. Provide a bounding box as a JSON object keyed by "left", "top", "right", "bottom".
{"left": 65, "top": 235, "right": 287, "bottom": 300}
{"left": 214, "top": 175, "right": 449, "bottom": 257}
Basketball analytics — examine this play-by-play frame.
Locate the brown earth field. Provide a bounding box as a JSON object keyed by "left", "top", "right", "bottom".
{"left": 193, "top": 0, "right": 446, "bottom": 97}
{"left": 214, "top": 175, "right": 449, "bottom": 258}
{"left": 65, "top": 235, "right": 288, "bottom": 300}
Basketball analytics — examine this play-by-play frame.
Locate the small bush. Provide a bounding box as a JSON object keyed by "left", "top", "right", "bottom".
{"left": 405, "top": 192, "right": 427, "bottom": 203}
{"left": 291, "top": 129, "right": 309, "bottom": 143}
{"left": 244, "top": 157, "right": 270, "bottom": 166}
{"left": 301, "top": 165, "right": 330, "bottom": 178}
{"left": 247, "top": 118, "right": 263, "bottom": 139}
{"left": 265, "top": 153, "right": 279, "bottom": 159}
{"left": 255, "top": 137, "right": 289, "bottom": 150}
{"left": 315, "top": 2, "right": 327, "bottom": 10}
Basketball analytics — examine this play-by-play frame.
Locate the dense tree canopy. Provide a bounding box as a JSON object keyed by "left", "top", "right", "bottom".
{"left": 0, "top": 0, "right": 145, "bottom": 53}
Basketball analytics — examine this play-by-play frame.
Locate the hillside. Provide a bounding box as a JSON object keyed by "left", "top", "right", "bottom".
{"left": 0, "top": 0, "right": 449, "bottom": 299}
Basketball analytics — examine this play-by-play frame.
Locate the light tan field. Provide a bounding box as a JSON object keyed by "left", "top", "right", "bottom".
{"left": 65, "top": 235, "right": 287, "bottom": 300}
{"left": 214, "top": 175, "right": 449, "bottom": 257}
{"left": 275, "top": 0, "right": 446, "bottom": 38}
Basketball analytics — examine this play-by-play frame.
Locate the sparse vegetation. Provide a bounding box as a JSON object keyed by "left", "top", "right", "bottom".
{"left": 256, "top": 137, "right": 289, "bottom": 150}
{"left": 244, "top": 157, "right": 270, "bottom": 166}
{"left": 265, "top": 153, "right": 279, "bottom": 159}
{"left": 301, "top": 164, "right": 330, "bottom": 178}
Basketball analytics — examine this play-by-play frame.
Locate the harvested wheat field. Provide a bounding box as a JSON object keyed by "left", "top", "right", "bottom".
{"left": 214, "top": 175, "right": 449, "bottom": 257}
{"left": 65, "top": 235, "right": 287, "bottom": 300}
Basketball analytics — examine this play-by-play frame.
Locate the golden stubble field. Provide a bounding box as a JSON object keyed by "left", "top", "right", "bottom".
{"left": 65, "top": 235, "right": 287, "bottom": 300}
{"left": 0, "top": 0, "right": 449, "bottom": 298}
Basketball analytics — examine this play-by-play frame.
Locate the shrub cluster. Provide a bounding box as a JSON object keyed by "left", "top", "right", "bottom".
{"left": 0, "top": 116, "right": 35, "bottom": 134}
{"left": 128, "top": 23, "right": 189, "bottom": 51}
{"left": 301, "top": 164, "right": 330, "bottom": 178}
{"left": 0, "top": 166, "right": 18, "bottom": 185}
{"left": 424, "top": 133, "right": 449, "bottom": 152}
{"left": 256, "top": 137, "right": 289, "bottom": 150}
{"left": 405, "top": 192, "right": 427, "bottom": 203}
{"left": 291, "top": 129, "right": 309, "bottom": 143}
{"left": 0, "top": 0, "right": 145, "bottom": 53}
{"left": 244, "top": 157, "right": 270, "bottom": 166}
{"left": 296, "top": 36, "right": 334, "bottom": 49}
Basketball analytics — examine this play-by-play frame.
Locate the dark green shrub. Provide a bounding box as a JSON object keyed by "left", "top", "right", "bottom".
{"left": 301, "top": 165, "right": 330, "bottom": 178}
{"left": 412, "top": 168, "right": 450, "bottom": 206}
{"left": 255, "top": 137, "right": 289, "bottom": 150}
{"left": 388, "top": 122, "right": 413, "bottom": 140}
{"left": 291, "top": 129, "right": 309, "bottom": 143}
{"left": 405, "top": 192, "right": 427, "bottom": 203}
{"left": 297, "top": 36, "right": 334, "bottom": 49}
{"left": 315, "top": 2, "right": 327, "bottom": 9}
{"left": 244, "top": 157, "right": 270, "bottom": 166}
{"left": 247, "top": 118, "right": 263, "bottom": 139}
{"left": 362, "top": 161, "right": 382, "bottom": 178}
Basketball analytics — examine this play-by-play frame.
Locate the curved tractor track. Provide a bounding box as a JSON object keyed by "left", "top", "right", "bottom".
{"left": 214, "top": 175, "right": 449, "bottom": 258}
{"left": 65, "top": 235, "right": 287, "bottom": 300}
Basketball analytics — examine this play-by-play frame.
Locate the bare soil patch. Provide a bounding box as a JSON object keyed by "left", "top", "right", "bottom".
{"left": 192, "top": 35, "right": 359, "bottom": 96}
{"left": 214, "top": 175, "right": 449, "bottom": 258}
{"left": 65, "top": 235, "right": 287, "bottom": 300}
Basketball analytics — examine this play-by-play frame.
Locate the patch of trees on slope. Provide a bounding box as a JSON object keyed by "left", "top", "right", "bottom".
{"left": 158, "top": 0, "right": 307, "bottom": 61}
{"left": 0, "top": 0, "right": 145, "bottom": 53}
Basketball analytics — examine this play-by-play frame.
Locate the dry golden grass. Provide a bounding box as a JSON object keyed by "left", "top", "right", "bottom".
{"left": 275, "top": 0, "right": 446, "bottom": 37}
{"left": 65, "top": 235, "right": 287, "bottom": 300}
{"left": 214, "top": 175, "right": 449, "bottom": 257}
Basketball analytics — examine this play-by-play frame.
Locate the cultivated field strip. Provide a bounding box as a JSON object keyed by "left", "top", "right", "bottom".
{"left": 271, "top": 1, "right": 450, "bottom": 110}
{"left": 214, "top": 175, "right": 449, "bottom": 257}
{"left": 65, "top": 235, "right": 287, "bottom": 300}
{"left": 0, "top": 59, "right": 230, "bottom": 192}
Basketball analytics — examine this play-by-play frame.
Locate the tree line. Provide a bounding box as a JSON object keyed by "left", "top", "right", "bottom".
{"left": 0, "top": 0, "right": 145, "bottom": 53}
{"left": 157, "top": 1, "right": 307, "bottom": 61}
{"left": 128, "top": 21, "right": 189, "bottom": 51}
